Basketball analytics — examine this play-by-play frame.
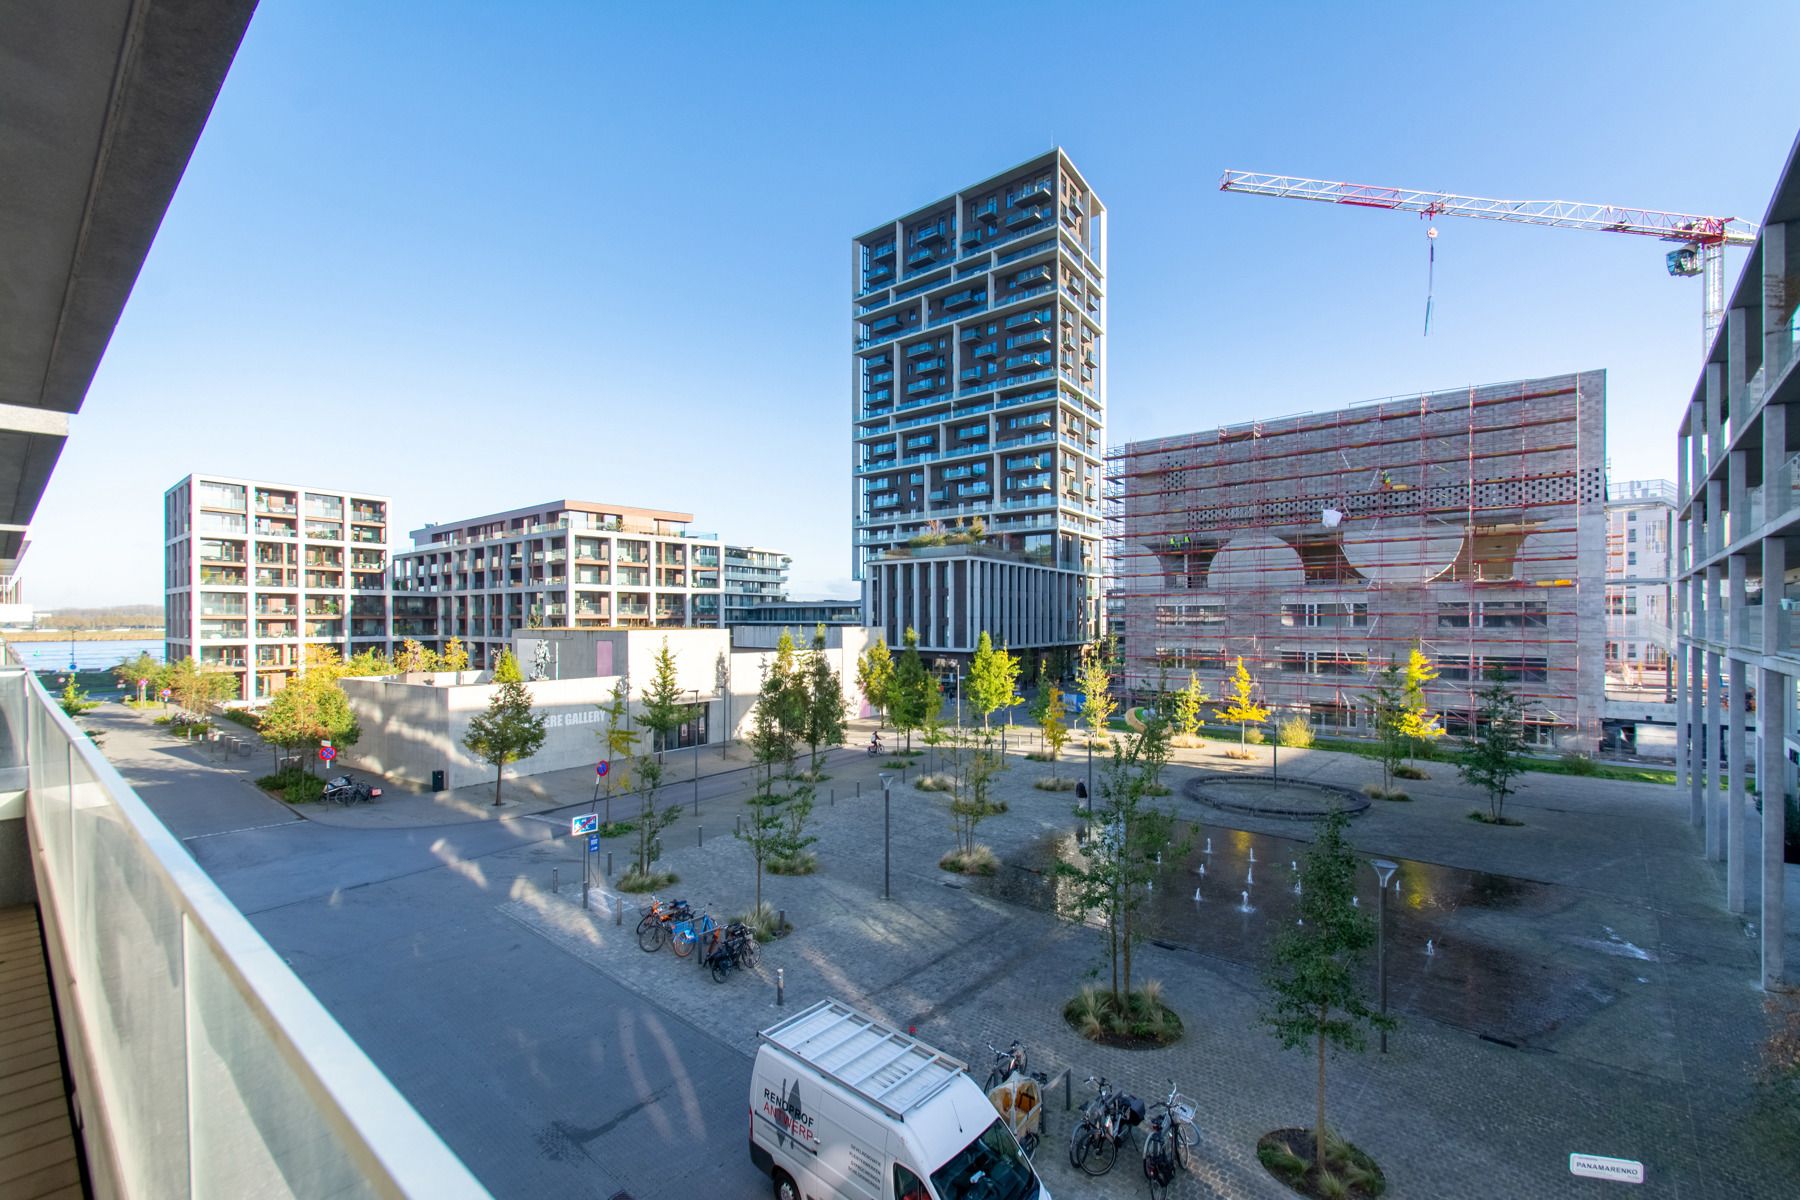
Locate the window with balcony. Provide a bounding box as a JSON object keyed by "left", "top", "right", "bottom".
{"left": 199, "top": 481, "right": 246, "bottom": 510}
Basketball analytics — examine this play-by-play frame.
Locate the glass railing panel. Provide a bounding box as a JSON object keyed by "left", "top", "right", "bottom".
{"left": 70, "top": 745, "right": 192, "bottom": 1195}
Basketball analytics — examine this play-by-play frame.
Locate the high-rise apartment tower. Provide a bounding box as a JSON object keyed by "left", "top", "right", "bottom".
{"left": 852, "top": 149, "right": 1105, "bottom": 658}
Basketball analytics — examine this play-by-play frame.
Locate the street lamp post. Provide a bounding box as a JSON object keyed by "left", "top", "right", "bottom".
{"left": 1371, "top": 858, "right": 1398, "bottom": 1052}
{"left": 691, "top": 688, "right": 702, "bottom": 816}
{"left": 879, "top": 772, "right": 893, "bottom": 900}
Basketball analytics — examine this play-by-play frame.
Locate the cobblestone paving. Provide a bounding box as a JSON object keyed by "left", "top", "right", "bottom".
{"left": 499, "top": 725, "right": 1800, "bottom": 1199}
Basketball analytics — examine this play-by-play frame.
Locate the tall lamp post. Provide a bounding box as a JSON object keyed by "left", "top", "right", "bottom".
{"left": 1370, "top": 858, "right": 1398, "bottom": 1052}
{"left": 879, "top": 772, "right": 893, "bottom": 900}
{"left": 691, "top": 688, "right": 702, "bottom": 815}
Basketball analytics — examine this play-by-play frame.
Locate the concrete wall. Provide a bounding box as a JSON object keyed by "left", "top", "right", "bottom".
{"left": 341, "top": 625, "right": 879, "bottom": 789}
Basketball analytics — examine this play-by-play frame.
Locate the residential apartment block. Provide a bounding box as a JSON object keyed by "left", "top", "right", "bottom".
{"left": 1605, "top": 479, "right": 1676, "bottom": 697}
{"left": 723, "top": 546, "right": 791, "bottom": 624}
{"left": 164, "top": 474, "right": 392, "bottom": 699}
{"left": 390, "top": 500, "right": 725, "bottom": 667}
{"left": 1107, "top": 372, "right": 1607, "bottom": 748}
{"left": 853, "top": 149, "right": 1105, "bottom": 656}
{"left": 1673, "top": 130, "right": 1800, "bottom": 990}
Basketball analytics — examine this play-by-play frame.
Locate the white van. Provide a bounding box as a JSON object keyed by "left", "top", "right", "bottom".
{"left": 749, "top": 999, "right": 1050, "bottom": 1200}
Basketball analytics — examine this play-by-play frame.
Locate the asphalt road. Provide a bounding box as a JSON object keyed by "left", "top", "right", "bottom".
{"left": 93, "top": 706, "right": 774, "bottom": 1200}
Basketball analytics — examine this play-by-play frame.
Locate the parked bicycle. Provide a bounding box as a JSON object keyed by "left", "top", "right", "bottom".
{"left": 706, "top": 921, "right": 758, "bottom": 983}
{"left": 982, "top": 1040, "right": 1030, "bottom": 1092}
{"left": 1142, "top": 1082, "right": 1198, "bottom": 1198}
{"left": 635, "top": 896, "right": 692, "bottom": 953}
{"left": 1068, "top": 1075, "right": 1144, "bottom": 1176}
{"left": 669, "top": 910, "right": 720, "bottom": 959}
{"left": 321, "top": 774, "right": 381, "bottom": 805}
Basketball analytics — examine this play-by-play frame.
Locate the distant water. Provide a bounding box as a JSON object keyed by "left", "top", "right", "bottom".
{"left": 6, "top": 638, "right": 163, "bottom": 672}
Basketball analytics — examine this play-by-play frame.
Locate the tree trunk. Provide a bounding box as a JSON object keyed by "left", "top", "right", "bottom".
{"left": 1122, "top": 907, "right": 1133, "bottom": 998}
{"left": 493, "top": 763, "right": 503, "bottom": 806}
{"left": 1315, "top": 1018, "right": 1327, "bottom": 1172}
{"left": 756, "top": 855, "right": 763, "bottom": 912}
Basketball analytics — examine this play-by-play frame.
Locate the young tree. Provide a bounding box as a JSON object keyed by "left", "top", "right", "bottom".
{"left": 302, "top": 643, "right": 346, "bottom": 681}
{"left": 638, "top": 637, "right": 698, "bottom": 762}
{"left": 856, "top": 637, "right": 895, "bottom": 728}
{"left": 1055, "top": 711, "right": 1182, "bottom": 998}
{"left": 394, "top": 639, "right": 431, "bottom": 674}
{"left": 739, "top": 661, "right": 804, "bottom": 907}
{"left": 1038, "top": 684, "right": 1070, "bottom": 771}
{"left": 462, "top": 650, "right": 546, "bottom": 806}
{"left": 967, "top": 632, "right": 1022, "bottom": 732}
{"left": 1170, "top": 671, "right": 1209, "bottom": 743}
{"left": 888, "top": 628, "right": 936, "bottom": 752}
{"left": 799, "top": 626, "right": 850, "bottom": 775}
{"left": 1218, "top": 656, "right": 1269, "bottom": 749}
{"left": 57, "top": 679, "right": 99, "bottom": 719}
{"left": 165, "top": 656, "right": 238, "bottom": 718}
{"left": 595, "top": 678, "right": 637, "bottom": 827}
{"left": 1460, "top": 670, "right": 1527, "bottom": 822}
{"left": 628, "top": 754, "right": 681, "bottom": 879}
{"left": 439, "top": 637, "right": 471, "bottom": 673}
{"left": 261, "top": 672, "right": 362, "bottom": 775}
{"left": 1398, "top": 645, "right": 1446, "bottom": 763}
{"left": 1078, "top": 640, "right": 1117, "bottom": 744}
{"left": 341, "top": 648, "right": 392, "bottom": 677}
{"left": 113, "top": 651, "right": 165, "bottom": 699}
{"left": 944, "top": 729, "right": 1004, "bottom": 867}
{"left": 1262, "top": 808, "right": 1394, "bottom": 1173}
{"left": 1367, "top": 663, "right": 1407, "bottom": 793}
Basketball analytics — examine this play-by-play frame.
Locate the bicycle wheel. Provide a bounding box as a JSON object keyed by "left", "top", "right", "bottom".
{"left": 736, "top": 939, "right": 759, "bottom": 969}
{"left": 710, "top": 956, "right": 731, "bottom": 983}
{"left": 1019, "top": 1130, "right": 1038, "bottom": 1158}
{"left": 635, "top": 913, "right": 657, "bottom": 936}
{"left": 637, "top": 921, "right": 666, "bottom": 953}
{"left": 671, "top": 927, "right": 694, "bottom": 958}
{"left": 1079, "top": 1131, "right": 1118, "bottom": 1177}
{"left": 1172, "top": 1119, "right": 1196, "bottom": 1170}
{"left": 984, "top": 1068, "right": 1005, "bottom": 1093}
{"left": 1068, "top": 1121, "right": 1095, "bottom": 1170}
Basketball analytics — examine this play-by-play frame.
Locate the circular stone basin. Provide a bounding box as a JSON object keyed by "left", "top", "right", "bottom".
{"left": 1182, "top": 774, "right": 1369, "bottom": 820}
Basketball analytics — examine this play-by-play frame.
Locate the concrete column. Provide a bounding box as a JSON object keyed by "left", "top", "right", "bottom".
{"left": 1730, "top": 449, "right": 1748, "bottom": 549}
{"left": 1706, "top": 640, "right": 1724, "bottom": 861}
{"left": 1764, "top": 221, "right": 1791, "bottom": 380}
{"left": 1689, "top": 399, "right": 1707, "bottom": 503}
{"left": 1675, "top": 631, "right": 1690, "bottom": 792}
{"left": 1706, "top": 362, "right": 1725, "bottom": 472}
{"left": 1727, "top": 653, "right": 1747, "bottom": 912}
{"left": 1689, "top": 640, "right": 1706, "bottom": 827}
{"left": 1759, "top": 662, "right": 1787, "bottom": 989}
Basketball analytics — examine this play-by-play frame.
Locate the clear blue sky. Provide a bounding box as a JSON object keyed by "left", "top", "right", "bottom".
{"left": 31, "top": 0, "right": 1800, "bottom": 608}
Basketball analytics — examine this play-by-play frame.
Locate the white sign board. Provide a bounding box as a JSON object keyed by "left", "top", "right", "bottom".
{"left": 570, "top": 813, "right": 599, "bottom": 836}
{"left": 1569, "top": 1154, "right": 1644, "bottom": 1184}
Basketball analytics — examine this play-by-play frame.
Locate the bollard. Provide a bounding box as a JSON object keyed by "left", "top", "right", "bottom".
{"left": 830, "top": 787, "right": 835, "bottom": 807}
{"left": 615, "top": 902, "right": 622, "bottom": 927}
{"left": 606, "top": 851, "right": 613, "bottom": 878}
{"left": 776, "top": 967, "right": 785, "bottom": 1006}
{"left": 736, "top": 815, "right": 742, "bottom": 836}
{"left": 778, "top": 909, "right": 785, "bottom": 938}
{"left": 582, "top": 880, "right": 589, "bottom": 911}
{"left": 857, "top": 781, "right": 861, "bottom": 798}
{"left": 552, "top": 867, "right": 559, "bottom": 894}
{"left": 1064, "top": 1070, "right": 1071, "bottom": 1111}
{"left": 698, "top": 825, "right": 703, "bottom": 848}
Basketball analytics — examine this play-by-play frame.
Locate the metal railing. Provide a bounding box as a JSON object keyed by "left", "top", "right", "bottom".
{"left": 0, "top": 658, "right": 488, "bottom": 1197}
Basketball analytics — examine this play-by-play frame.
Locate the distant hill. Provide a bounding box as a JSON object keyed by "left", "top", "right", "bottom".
{"left": 26, "top": 604, "right": 162, "bottom": 631}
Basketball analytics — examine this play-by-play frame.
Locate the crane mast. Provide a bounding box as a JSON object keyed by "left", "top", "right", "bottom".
{"left": 1219, "top": 170, "right": 1757, "bottom": 352}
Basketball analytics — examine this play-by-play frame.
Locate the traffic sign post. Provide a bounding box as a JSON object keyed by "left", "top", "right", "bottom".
{"left": 587, "top": 833, "right": 599, "bottom": 853}
{"left": 591, "top": 759, "right": 610, "bottom": 807}
{"left": 570, "top": 813, "right": 599, "bottom": 836}
{"left": 319, "top": 745, "right": 336, "bottom": 764}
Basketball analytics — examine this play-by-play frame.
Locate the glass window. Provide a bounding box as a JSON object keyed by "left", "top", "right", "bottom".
{"left": 895, "top": 1165, "right": 929, "bottom": 1200}
{"left": 930, "top": 1119, "right": 1035, "bottom": 1200}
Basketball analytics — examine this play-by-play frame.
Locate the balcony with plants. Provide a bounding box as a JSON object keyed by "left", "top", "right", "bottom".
{"left": 201, "top": 566, "right": 247, "bottom": 587}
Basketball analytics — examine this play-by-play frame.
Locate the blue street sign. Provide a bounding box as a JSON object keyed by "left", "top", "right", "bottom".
{"left": 587, "top": 834, "right": 600, "bottom": 853}
{"left": 596, "top": 761, "right": 610, "bottom": 778}
{"left": 570, "top": 813, "right": 599, "bottom": 836}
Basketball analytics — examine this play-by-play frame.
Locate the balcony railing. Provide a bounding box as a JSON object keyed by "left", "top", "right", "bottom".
{"left": 0, "top": 659, "right": 487, "bottom": 1198}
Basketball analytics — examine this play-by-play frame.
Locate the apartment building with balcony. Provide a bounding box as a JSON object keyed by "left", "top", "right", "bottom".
{"left": 723, "top": 545, "right": 791, "bottom": 624}
{"left": 1673, "top": 131, "right": 1800, "bottom": 991}
{"left": 389, "top": 500, "right": 725, "bottom": 667}
{"left": 853, "top": 149, "right": 1105, "bottom": 656}
{"left": 164, "top": 474, "right": 392, "bottom": 699}
{"left": 1605, "top": 479, "right": 1676, "bottom": 697}
{"left": 1108, "top": 373, "right": 1607, "bottom": 749}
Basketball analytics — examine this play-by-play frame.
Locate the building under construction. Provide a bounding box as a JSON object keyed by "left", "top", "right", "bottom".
{"left": 1106, "top": 371, "right": 1607, "bottom": 749}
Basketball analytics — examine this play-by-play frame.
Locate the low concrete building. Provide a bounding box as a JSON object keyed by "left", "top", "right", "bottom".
{"left": 340, "top": 625, "right": 876, "bottom": 791}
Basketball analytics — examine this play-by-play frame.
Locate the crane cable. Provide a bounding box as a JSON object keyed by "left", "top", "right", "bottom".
{"left": 1423, "top": 225, "right": 1439, "bottom": 336}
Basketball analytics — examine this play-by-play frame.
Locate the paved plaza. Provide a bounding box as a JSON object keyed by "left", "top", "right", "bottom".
{"left": 90, "top": 704, "right": 1800, "bottom": 1198}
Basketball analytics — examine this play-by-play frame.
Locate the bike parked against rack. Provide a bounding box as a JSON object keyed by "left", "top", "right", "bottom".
{"left": 321, "top": 774, "right": 381, "bottom": 805}
{"left": 982, "top": 1039, "right": 1030, "bottom": 1092}
{"left": 1068, "top": 1074, "right": 1144, "bottom": 1176}
{"left": 669, "top": 910, "right": 719, "bottom": 959}
{"left": 706, "top": 922, "right": 758, "bottom": 983}
{"left": 635, "top": 897, "right": 692, "bottom": 953}
{"left": 1141, "top": 1082, "right": 1199, "bottom": 1199}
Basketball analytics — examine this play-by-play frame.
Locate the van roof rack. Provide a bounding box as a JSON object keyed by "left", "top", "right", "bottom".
{"left": 759, "top": 999, "right": 968, "bottom": 1121}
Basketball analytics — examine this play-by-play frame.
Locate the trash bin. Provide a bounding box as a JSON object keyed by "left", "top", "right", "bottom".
{"left": 431, "top": 769, "right": 446, "bottom": 793}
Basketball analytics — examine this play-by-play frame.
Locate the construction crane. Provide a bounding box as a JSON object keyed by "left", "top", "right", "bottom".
{"left": 1219, "top": 170, "right": 1758, "bottom": 351}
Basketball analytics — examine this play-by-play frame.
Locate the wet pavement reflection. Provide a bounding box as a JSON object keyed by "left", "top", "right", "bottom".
{"left": 976, "top": 819, "right": 1654, "bottom": 1047}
